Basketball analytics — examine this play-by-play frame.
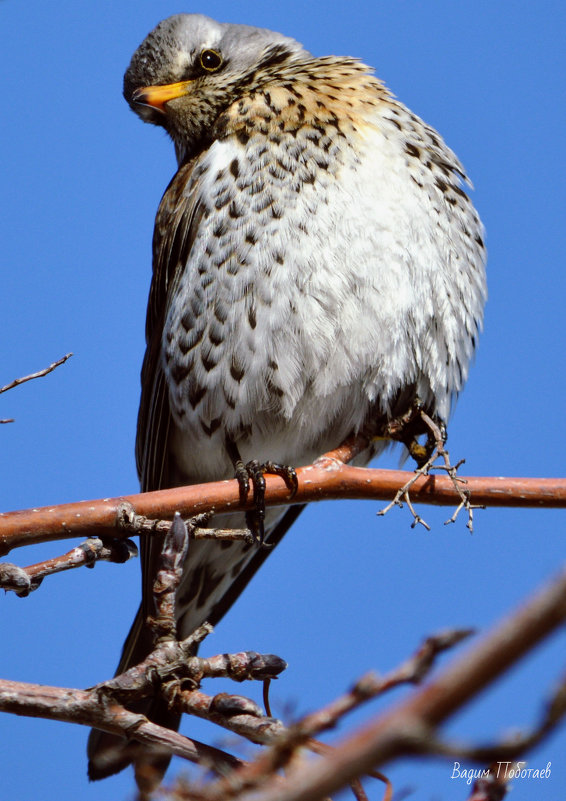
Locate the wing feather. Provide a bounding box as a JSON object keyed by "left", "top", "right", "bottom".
{"left": 135, "top": 159, "right": 207, "bottom": 615}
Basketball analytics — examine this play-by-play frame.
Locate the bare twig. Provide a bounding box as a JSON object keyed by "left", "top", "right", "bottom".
{"left": 0, "top": 537, "right": 138, "bottom": 596}
{"left": 150, "top": 630, "right": 470, "bottom": 799}
{"left": 308, "top": 742, "right": 392, "bottom": 801}
{"left": 193, "top": 652, "right": 288, "bottom": 684}
{"left": 349, "top": 777, "right": 370, "bottom": 801}
{"left": 465, "top": 763, "right": 511, "bottom": 801}
{"left": 187, "top": 629, "right": 472, "bottom": 801}
{"left": 117, "top": 502, "right": 255, "bottom": 549}
{"left": 89, "top": 623, "right": 211, "bottom": 699}
{"left": 0, "top": 353, "right": 73, "bottom": 395}
{"left": 168, "top": 687, "right": 286, "bottom": 744}
{"left": 94, "top": 625, "right": 285, "bottom": 703}
{"left": 0, "top": 518, "right": 287, "bottom": 781}
{"left": 424, "top": 668, "right": 566, "bottom": 763}
{"left": 0, "top": 423, "right": 564, "bottom": 799}
{"left": 295, "top": 628, "right": 474, "bottom": 740}
{"left": 89, "top": 516, "right": 286, "bottom": 718}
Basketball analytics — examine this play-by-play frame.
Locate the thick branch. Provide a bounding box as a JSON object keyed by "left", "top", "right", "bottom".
{"left": 0, "top": 678, "right": 241, "bottom": 775}
{"left": 1, "top": 497, "right": 565, "bottom": 800}
{"left": 1, "top": 437, "right": 566, "bottom": 555}
{"left": 216, "top": 567, "right": 566, "bottom": 801}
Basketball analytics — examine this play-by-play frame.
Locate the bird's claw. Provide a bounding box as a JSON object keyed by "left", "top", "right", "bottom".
{"left": 234, "top": 459, "right": 298, "bottom": 544}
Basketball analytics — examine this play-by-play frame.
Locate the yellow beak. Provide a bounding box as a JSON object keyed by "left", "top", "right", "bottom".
{"left": 132, "top": 80, "right": 194, "bottom": 112}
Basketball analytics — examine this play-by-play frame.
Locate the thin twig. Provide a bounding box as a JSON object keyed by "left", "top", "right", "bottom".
{"left": 168, "top": 687, "right": 286, "bottom": 744}
{"left": 423, "top": 668, "right": 566, "bottom": 763}
{"left": 0, "top": 537, "right": 138, "bottom": 596}
{"left": 465, "top": 763, "right": 512, "bottom": 801}
{"left": 290, "top": 629, "right": 474, "bottom": 743}
{"left": 2, "top": 510, "right": 566, "bottom": 801}
{"left": 188, "top": 630, "right": 473, "bottom": 801}
{"left": 0, "top": 353, "right": 73, "bottom": 395}
{"left": 0, "top": 523, "right": 288, "bottom": 780}
{"left": 309, "top": 740, "right": 392, "bottom": 801}
{"left": 117, "top": 503, "right": 255, "bottom": 545}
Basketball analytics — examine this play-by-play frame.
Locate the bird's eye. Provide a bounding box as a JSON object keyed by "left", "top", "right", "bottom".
{"left": 199, "top": 49, "right": 223, "bottom": 72}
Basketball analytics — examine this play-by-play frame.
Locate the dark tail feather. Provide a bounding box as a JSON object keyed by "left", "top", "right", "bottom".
{"left": 206, "top": 504, "right": 305, "bottom": 626}
{"left": 87, "top": 606, "right": 181, "bottom": 790}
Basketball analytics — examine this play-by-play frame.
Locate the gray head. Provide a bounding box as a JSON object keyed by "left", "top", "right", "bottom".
{"left": 123, "top": 14, "right": 310, "bottom": 160}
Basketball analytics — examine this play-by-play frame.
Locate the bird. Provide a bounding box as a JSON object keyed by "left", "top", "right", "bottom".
{"left": 87, "top": 12, "right": 487, "bottom": 791}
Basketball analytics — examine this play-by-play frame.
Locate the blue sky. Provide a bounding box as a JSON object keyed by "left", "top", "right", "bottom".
{"left": 2, "top": 1, "right": 566, "bottom": 799}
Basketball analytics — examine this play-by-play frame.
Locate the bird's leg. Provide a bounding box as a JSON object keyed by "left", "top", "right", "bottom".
{"left": 378, "top": 404, "right": 483, "bottom": 531}
{"left": 377, "top": 401, "right": 433, "bottom": 466}
{"left": 226, "top": 440, "right": 298, "bottom": 544}
{"left": 418, "top": 411, "right": 485, "bottom": 532}
{"left": 377, "top": 404, "right": 438, "bottom": 529}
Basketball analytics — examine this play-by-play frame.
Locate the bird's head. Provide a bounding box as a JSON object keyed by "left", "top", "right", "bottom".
{"left": 123, "top": 14, "right": 309, "bottom": 161}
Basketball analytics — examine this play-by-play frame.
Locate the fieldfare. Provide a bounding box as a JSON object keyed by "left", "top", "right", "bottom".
{"left": 88, "top": 13, "right": 487, "bottom": 789}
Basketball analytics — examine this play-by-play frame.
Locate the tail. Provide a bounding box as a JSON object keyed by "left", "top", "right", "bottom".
{"left": 86, "top": 606, "right": 181, "bottom": 795}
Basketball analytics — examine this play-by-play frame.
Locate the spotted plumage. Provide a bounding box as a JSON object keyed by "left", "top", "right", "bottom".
{"left": 88, "top": 13, "right": 486, "bottom": 789}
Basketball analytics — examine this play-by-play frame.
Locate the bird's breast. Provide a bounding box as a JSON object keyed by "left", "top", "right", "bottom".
{"left": 161, "top": 97, "right": 485, "bottom": 479}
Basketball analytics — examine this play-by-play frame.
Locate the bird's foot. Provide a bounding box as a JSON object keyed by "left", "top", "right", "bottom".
{"left": 419, "top": 412, "right": 484, "bottom": 532}
{"left": 234, "top": 459, "right": 298, "bottom": 544}
{"left": 378, "top": 408, "right": 483, "bottom": 531}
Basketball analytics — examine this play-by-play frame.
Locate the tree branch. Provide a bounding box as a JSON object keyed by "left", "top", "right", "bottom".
{"left": 1, "top": 436, "right": 565, "bottom": 555}
{"left": 0, "top": 677, "right": 241, "bottom": 775}
{"left": 0, "top": 353, "right": 73, "bottom": 395}
{"left": 1, "top": 488, "right": 565, "bottom": 800}
{"left": 204, "top": 567, "right": 566, "bottom": 801}
{"left": 0, "top": 352, "right": 73, "bottom": 423}
{"left": 0, "top": 537, "right": 138, "bottom": 595}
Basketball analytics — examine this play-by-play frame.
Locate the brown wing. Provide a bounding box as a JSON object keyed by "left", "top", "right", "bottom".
{"left": 88, "top": 160, "right": 207, "bottom": 782}
{"left": 90, "top": 152, "right": 306, "bottom": 781}
{"left": 136, "top": 159, "right": 204, "bottom": 492}
{"left": 89, "top": 155, "right": 305, "bottom": 783}
{"left": 135, "top": 160, "right": 208, "bottom": 621}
